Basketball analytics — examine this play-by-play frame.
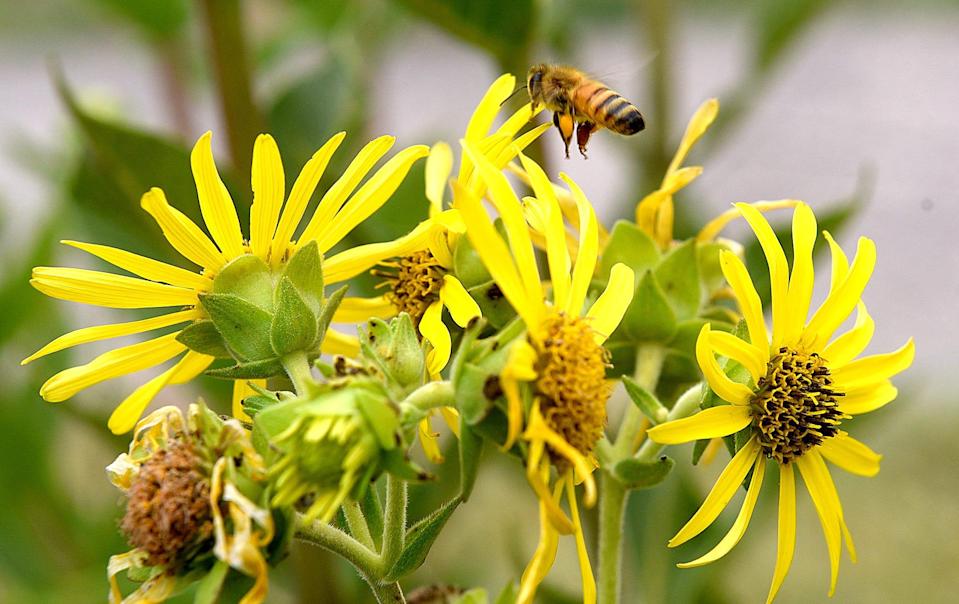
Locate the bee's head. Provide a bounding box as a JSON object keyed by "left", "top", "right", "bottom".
{"left": 526, "top": 64, "right": 547, "bottom": 103}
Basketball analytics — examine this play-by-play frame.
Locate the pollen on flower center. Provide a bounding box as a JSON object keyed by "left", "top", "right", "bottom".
{"left": 374, "top": 250, "right": 445, "bottom": 325}
{"left": 533, "top": 313, "right": 610, "bottom": 463}
{"left": 121, "top": 439, "right": 213, "bottom": 567}
{"left": 751, "top": 347, "right": 845, "bottom": 464}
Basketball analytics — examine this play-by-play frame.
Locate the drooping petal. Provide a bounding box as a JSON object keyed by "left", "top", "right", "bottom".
{"left": 519, "top": 152, "right": 570, "bottom": 308}
{"left": 802, "top": 236, "right": 876, "bottom": 349}
{"left": 819, "top": 432, "right": 882, "bottom": 477}
{"left": 420, "top": 300, "right": 452, "bottom": 376}
{"left": 31, "top": 267, "right": 198, "bottom": 309}
{"left": 40, "top": 332, "right": 187, "bottom": 403}
{"left": 250, "top": 134, "right": 285, "bottom": 259}
{"left": 141, "top": 187, "right": 226, "bottom": 270}
{"left": 561, "top": 174, "right": 600, "bottom": 315}
{"left": 796, "top": 453, "right": 843, "bottom": 596}
{"left": 333, "top": 296, "right": 398, "bottom": 323}
{"left": 736, "top": 203, "right": 789, "bottom": 348}
{"left": 696, "top": 200, "right": 801, "bottom": 243}
{"left": 464, "top": 74, "right": 515, "bottom": 144}
{"left": 719, "top": 251, "right": 769, "bottom": 358}
{"left": 566, "top": 474, "right": 597, "bottom": 604}
{"left": 232, "top": 378, "right": 266, "bottom": 423}
{"left": 668, "top": 437, "right": 759, "bottom": 547}
{"left": 839, "top": 381, "right": 898, "bottom": 415}
{"left": 191, "top": 132, "right": 245, "bottom": 258}
{"left": 586, "top": 263, "right": 634, "bottom": 344}
{"left": 822, "top": 303, "right": 874, "bottom": 368}
{"left": 525, "top": 443, "right": 574, "bottom": 534}
{"left": 425, "top": 142, "right": 453, "bottom": 214}
{"left": 832, "top": 338, "right": 915, "bottom": 391}
{"left": 524, "top": 407, "right": 597, "bottom": 507}
{"left": 501, "top": 339, "right": 538, "bottom": 450}
{"left": 784, "top": 203, "right": 817, "bottom": 344}
{"left": 695, "top": 324, "right": 755, "bottom": 405}
{"left": 62, "top": 240, "right": 211, "bottom": 290}
{"left": 439, "top": 275, "right": 481, "bottom": 327}
{"left": 647, "top": 404, "right": 752, "bottom": 445}
{"left": 22, "top": 309, "right": 199, "bottom": 365}
{"left": 766, "top": 462, "right": 797, "bottom": 604}
{"left": 665, "top": 98, "right": 718, "bottom": 176}
{"left": 517, "top": 478, "right": 562, "bottom": 604}
{"left": 320, "top": 330, "right": 360, "bottom": 357}
{"left": 708, "top": 329, "right": 767, "bottom": 382}
{"left": 678, "top": 454, "right": 766, "bottom": 568}
{"left": 418, "top": 415, "right": 444, "bottom": 463}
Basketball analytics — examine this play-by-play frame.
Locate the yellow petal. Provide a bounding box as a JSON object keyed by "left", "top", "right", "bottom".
{"left": 561, "top": 173, "right": 600, "bottom": 314}
{"left": 62, "top": 240, "right": 210, "bottom": 290}
{"left": 333, "top": 296, "right": 398, "bottom": 323}
{"left": 141, "top": 187, "right": 226, "bottom": 270}
{"left": 191, "top": 132, "right": 245, "bottom": 258}
{"left": 678, "top": 454, "right": 766, "bottom": 568}
{"left": 495, "top": 101, "right": 541, "bottom": 139}
{"left": 250, "top": 134, "right": 285, "bottom": 259}
{"left": 439, "top": 275, "right": 480, "bottom": 327}
{"left": 270, "top": 132, "right": 347, "bottom": 264}
{"left": 839, "top": 381, "right": 898, "bottom": 415}
{"left": 420, "top": 300, "right": 452, "bottom": 375}
{"left": 822, "top": 231, "right": 850, "bottom": 291}
{"left": 425, "top": 142, "right": 453, "bottom": 214}
{"left": 832, "top": 338, "right": 914, "bottom": 391}
{"left": 524, "top": 408, "right": 597, "bottom": 507}
{"left": 464, "top": 74, "right": 515, "bottom": 143}
{"left": 696, "top": 199, "right": 801, "bottom": 243}
{"left": 517, "top": 483, "right": 562, "bottom": 604}
{"left": 322, "top": 217, "right": 441, "bottom": 284}
{"left": 708, "top": 330, "right": 767, "bottom": 383}
{"left": 766, "top": 462, "right": 796, "bottom": 604}
{"left": 586, "top": 263, "right": 634, "bottom": 344}
{"left": 525, "top": 445, "right": 574, "bottom": 533}
{"left": 719, "top": 251, "right": 769, "bottom": 359}
{"left": 500, "top": 366, "right": 525, "bottom": 451}
{"left": 796, "top": 453, "right": 843, "bottom": 596}
{"left": 312, "top": 144, "right": 431, "bottom": 252}
{"left": 232, "top": 379, "right": 265, "bottom": 423}
{"left": 665, "top": 98, "right": 718, "bottom": 176}
{"left": 802, "top": 236, "right": 876, "bottom": 349}
{"left": 418, "top": 415, "right": 444, "bottom": 463}
{"left": 107, "top": 351, "right": 213, "bottom": 434}
{"left": 784, "top": 203, "right": 816, "bottom": 344}
{"left": 819, "top": 432, "right": 881, "bottom": 477}
{"left": 822, "top": 302, "right": 874, "bottom": 368}
{"left": 695, "top": 324, "right": 755, "bottom": 405}
{"left": 320, "top": 330, "right": 360, "bottom": 357}
{"left": 653, "top": 188, "right": 676, "bottom": 249}
{"left": 40, "top": 332, "right": 187, "bottom": 402}
{"left": 22, "top": 309, "right": 199, "bottom": 365}
{"left": 668, "top": 437, "right": 759, "bottom": 547}
{"left": 31, "top": 267, "right": 198, "bottom": 309}
{"left": 519, "top": 152, "right": 570, "bottom": 308}
{"left": 566, "top": 474, "right": 597, "bottom": 604}
{"left": 735, "top": 202, "right": 789, "bottom": 348}
{"left": 647, "top": 404, "right": 752, "bottom": 445}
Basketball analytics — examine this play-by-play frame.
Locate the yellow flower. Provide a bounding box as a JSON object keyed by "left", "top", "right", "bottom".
{"left": 455, "top": 140, "right": 635, "bottom": 604}
{"left": 647, "top": 202, "right": 915, "bottom": 602}
{"left": 25, "top": 131, "right": 428, "bottom": 433}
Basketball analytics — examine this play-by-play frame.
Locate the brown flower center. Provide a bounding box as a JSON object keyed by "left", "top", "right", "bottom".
{"left": 751, "top": 347, "right": 845, "bottom": 464}
{"left": 121, "top": 440, "right": 213, "bottom": 567}
{"left": 533, "top": 313, "right": 610, "bottom": 464}
{"left": 374, "top": 250, "right": 445, "bottom": 326}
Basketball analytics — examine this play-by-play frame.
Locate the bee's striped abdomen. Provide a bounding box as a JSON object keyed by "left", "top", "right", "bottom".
{"left": 575, "top": 84, "right": 645, "bottom": 135}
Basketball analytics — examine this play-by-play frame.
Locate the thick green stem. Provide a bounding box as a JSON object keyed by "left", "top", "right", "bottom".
{"left": 343, "top": 501, "right": 375, "bottom": 550}
{"left": 380, "top": 474, "right": 407, "bottom": 570}
{"left": 281, "top": 350, "right": 313, "bottom": 396}
{"left": 400, "top": 381, "right": 454, "bottom": 423}
{"left": 294, "top": 514, "right": 381, "bottom": 578}
{"left": 368, "top": 581, "right": 406, "bottom": 604}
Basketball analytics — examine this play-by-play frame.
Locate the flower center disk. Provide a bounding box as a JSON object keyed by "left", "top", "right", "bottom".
{"left": 533, "top": 313, "right": 610, "bottom": 464}
{"left": 375, "top": 250, "right": 445, "bottom": 326}
{"left": 751, "top": 347, "right": 845, "bottom": 464}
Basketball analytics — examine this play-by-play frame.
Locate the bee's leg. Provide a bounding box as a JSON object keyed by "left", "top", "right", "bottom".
{"left": 576, "top": 122, "right": 598, "bottom": 159}
{"left": 553, "top": 111, "right": 575, "bottom": 159}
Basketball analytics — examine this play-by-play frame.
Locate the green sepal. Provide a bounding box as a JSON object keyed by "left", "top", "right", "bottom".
{"left": 206, "top": 357, "right": 284, "bottom": 380}
{"left": 241, "top": 386, "right": 280, "bottom": 419}
{"left": 176, "top": 320, "right": 231, "bottom": 357}
{"left": 386, "top": 313, "right": 426, "bottom": 391}
{"left": 452, "top": 229, "right": 493, "bottom": 288}
{"left": 193, "top": 560, "right": 229, "bottom": 604}
{"left": 212, "top": 254, "right": 274, "bottom": 312}
{"left": 691, "top": 438, "right": 710, "bottom": 466}
{"left": 622, "top": 375, "right": 668, "bottom": 424}
{"left": 600, "top": 220, "right": 660, "bottom": 277}
{"left": 612, "top": 455, "right": 675, "bottom": 489}
{"left": 458, "top": 421, "right": 483, "bottom": 501}
{"left": 468, "top": 280, "right": 516, "bottom": 330}
{"left": 356, "top": 390, "right": 401, "bottom": 450}
{"left": 271, "top": 277, "right": 317, "bottom": 356}
{"left": 383, "top": 447, "right": 433, "bottom": 483}
{"left": 456, "top": 362, "right": 495, "bottom": 425}
{"left": 199, "top": 293, "right": 275, "bottom": 362}
{"left": 280, "top": 241, "right": 324, "bottom": 315}
{"left": 619, "top": 270, "right": 677, "bottom": 342}
{"left": 697, "top": 240, "right": 728, "bottom": 295}
{"left": 383, "top": 496, "right": 461, "bottom": 581}
{"left": 654, "top": 239, "right": 701, "bottom": 321}
{"left": 316, "top": 285, "right": 348, "bottom": 349}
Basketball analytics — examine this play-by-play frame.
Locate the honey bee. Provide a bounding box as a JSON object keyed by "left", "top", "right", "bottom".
{"left": 526, "top": 64, "right": 645, "bottom": 158}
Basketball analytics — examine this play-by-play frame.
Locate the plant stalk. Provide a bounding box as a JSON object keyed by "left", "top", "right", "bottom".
{"left": 381, "top": 474, "right": 407, "bottom": 570}
{"left": 281, "top": 350, "right": 313, "bottom": 396}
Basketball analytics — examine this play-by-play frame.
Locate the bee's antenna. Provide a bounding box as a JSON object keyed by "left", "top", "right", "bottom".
{"left": 500, "top": 84, "right": 528, "bottom": 106}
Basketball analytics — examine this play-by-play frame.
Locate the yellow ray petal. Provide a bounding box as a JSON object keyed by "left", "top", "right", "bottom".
{"left": 784, "top": 203, "right": 816, "bottom": 344}
{"left": 333, "top": 296, "right": 398, "bottom": 323}
{"left": 566, "top": 474, "right": 597, "bottom": 604}
{"left": 322, "top": 217, "right": 442, "bottom": 284}
{"left": 62, "top": 240, "right": 210, "bottom": 290}
{"left": 425, "top": 142, "right": 453, "bottom": 214}
{"left": 796, "top": 453, "right": 842, "bottom": 596}
{"left": 140, "top": 187, "right": 226, "bottom": 270}
{"left": 839, "top": 381, "right": 898, "bottom": 415}
{"left": 519, "top": 153, "right": 570, "bottom": 308}
{"left": 320, "top": 330, "right": 360, "bottom": 357}
{"left": 802, "top": 236, "right": 876, "bottom": 349}
{"left": 766, "top": 462, "right": 796, "bottom": 604}
{"left": 232, "top": 379, "right": 266, "bottom": 423}
{"left": 31, "top": 267, "right": 198, "bottom": 309}
{"left": 822, "top": 231, "right": 850, "bottom": 291}
{"left": 495, "top": 101, "right": 540, "bottom": 139}
{"left": 832, "top": 338, "right": 915, "bottom": 391}
{"left": 464, "top": 74, "right": 515, "bottom": 143}
{"left": 313, "top": 144, "right": 431, "bottom": 252}
{"left": 439, "top": 275, "right": 480, "bottom": 327}
{"left": 561, "top": 173, "right": 600, "bottom": 315}
{"left": 647, "top": 404, "right": 752, "bottom": 445}
{"left": 678, "top": 454, "right": 766, "bottom": 568}
{"left": 107, "top": 351, "right": 213, "bottom": 434}
{"left": 735, "top": 202, "right": 789, "bottom": 348}
{"left": 420, "top": 300, "right": 452, "bottom": 376}
{"left": 719, "top": 251, "right": 769, "bottom": 359}
{"left": 191, "top": 132, "right": 245, "bottom": 258}
{"left": 822, "top": 302, "right": 874, "bottom": 368}
{"left": 418, "top": 415, "right": 444, "bottom": 463}
{"left": 695, "top": 324, "right": 755, "bottom": 405}
{"left": 666, "top": 98, "right": 719, "bottom": 176}
{"left": 586, "top": 263, "right": 634, "bottom": 344}
{"left": 668, "top": 437, "right": 759, "bottom": 547}
{"left": 708, "top": 330, "right": 767, "bottom": 383}
{"left": 22, "top": 309, "right": 199, "bottom": 365}
{"left": 270, "top": 132, "right": 347, "bottom": 264}
{"left": 525, "top": 445, "right": 575, "bottom": 533}
{"left": 250, "top": 134, "right": 285, "bottom": 259}
{"left": 697, "top": 200, "right": 801, "bottom": 243}
{"left": 517, "top": 481, "right": 562, "bottom": 604}
{"left": 525, "top": 408, "right": 597, "bottom": 507}
{"left": 819, "top": 432, "right": 881, "bottom": 477}
{"left": 41, "top": 332, "right": 187, "bottom": 402}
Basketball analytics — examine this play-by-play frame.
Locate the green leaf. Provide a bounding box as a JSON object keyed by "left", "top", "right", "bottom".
{"left": 754, "top": 0, "right": 829, "bottom": 73}
{"left": 200, "top": 293, "right": 275, "bottom": 362}
{"left": 458, "top": 422, "right": 483, "bottom": 501}
{"left": 622, "top": 375, "right": 668, "bottom": 424}
{"left": 468, "top": 280, "right": 516, "bottom": 330}
{"left": 654, "top": 239, "right": 701, "bottom": 321}
{"left": 281, "top": 241, "right": 324, "bottom": 315}
{"left": 697, "top": 241, "right": 728, "bottom": 295}
{"left": 356, "top": 391, "right": 401, "bottom": 451}
{"left": 271, "top": 277, "right": 317, "bottom": 356}
{"left": 452, "top": 233, "right": 492, "bottom": 289}
{"left": 600, "top": 220, "right": 661, "bottom": 278}
{"left": 193, "top": 560, "right": 229, "bottom": 604}
{"left": 93, "top": 0, "right": 188, "bottom": 39}
{"left": 213, "top": 254, "right": 274, "bottom": 312}
{"left": 618, "top": 270, "right": 676, "bottom": 342}
{"left": 384, "top": 496, "right": 461, "bottom": 581}
{"left": 206, "top": 357, "right": 285, "bottom": 380}
{"left": 176, "top": 320, "right": 231, "bottom": 357}
{"left": 613, "top": 456, "right": 675, "bottom": 490}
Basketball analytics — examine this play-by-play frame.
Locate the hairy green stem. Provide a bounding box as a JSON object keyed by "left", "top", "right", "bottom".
{"left": 381, "top": 474, "right": 407, "bottom": 570}
{"left": 368, "top": 580, "right": 406, "bottom": 604}
{"left": 294, "top": 514, "right": 381, "bottom": 578}
{"left": 281, "top": 350, "right": 313, "bottom": 396}
{"left": 343, "top": 501, "right": 375, "bottom": 550}
{"left": 401, "top": 381, "right": 454, "bottom": 416}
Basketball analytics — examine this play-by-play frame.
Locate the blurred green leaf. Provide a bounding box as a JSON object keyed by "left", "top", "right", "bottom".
{"left": 91, "top": 0, "right": 189, "bottom": 39}
{"left": 384, "top": 495, "right": 461, "bottom": 581}
{"left": 617, "top": 270, "right": 677, "bottom": 343}
{"left": 754, "top": 0, "right": 829, "bottom": 73}
{"left": 613, "top": 455, "right": 675, "bottom": 490}
{"left": 654, "top": 239, "right": 701, "bottom": 321}
{"left": 622, "top": 375, "right": 669, "bottom": 424}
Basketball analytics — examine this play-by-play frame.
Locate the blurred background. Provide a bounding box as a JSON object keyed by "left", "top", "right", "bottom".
{"left": 1, "top": 0, "right": 956, "bottom": 602}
